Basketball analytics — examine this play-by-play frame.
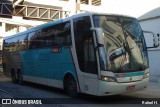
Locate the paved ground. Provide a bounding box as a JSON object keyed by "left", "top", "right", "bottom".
{"left": 123, "top": 82, "right": 160, "bottom": 98}
{"left": 0, "top": 70, "right": 160, "bottom": 107}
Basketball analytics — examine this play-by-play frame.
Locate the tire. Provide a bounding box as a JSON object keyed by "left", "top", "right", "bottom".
{"left": 66, "top": 75, "right": 78, "bottom": 97}
{"left": 17, "top": 71, "right": 23, "bottom": 85}
{"left": 11, "top": 70, "right": 17, "bottom": 83}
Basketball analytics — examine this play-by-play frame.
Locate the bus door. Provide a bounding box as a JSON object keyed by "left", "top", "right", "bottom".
{"left": 73, "top": 16, "right": 99, "bottom": 95}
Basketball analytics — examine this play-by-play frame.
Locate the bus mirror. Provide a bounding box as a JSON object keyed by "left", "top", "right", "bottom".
{"left": 155, "top": 34, "right": 160, "bottom": 47}
{"left": 90, "top": 27, "right": 104, "bottom": 46}
{"left": 143, "top": 31, "right": 159, "bottom": 48}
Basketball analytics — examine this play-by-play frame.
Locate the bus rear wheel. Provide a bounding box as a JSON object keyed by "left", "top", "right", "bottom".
{"left": 66, "top": 75, "right": 78, "bottom": 97}
{"left": 11, "top": 70, "right": 17, "bottom": 83}
{"left": 17, "top": 70, "right": 23, "bottom": 85}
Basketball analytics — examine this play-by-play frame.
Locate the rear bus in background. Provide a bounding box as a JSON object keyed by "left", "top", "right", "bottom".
{"left": 2, "top": 12, "right": 159, "bottom": 97}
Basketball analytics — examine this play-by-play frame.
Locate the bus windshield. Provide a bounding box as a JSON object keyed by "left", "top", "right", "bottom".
{"left": 93, "top": 15, "right": 149, "bottom": 73}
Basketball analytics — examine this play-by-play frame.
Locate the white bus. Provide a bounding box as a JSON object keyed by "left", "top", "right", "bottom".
{"left": 2, "top": 12, "right": 159, "bottom": 97}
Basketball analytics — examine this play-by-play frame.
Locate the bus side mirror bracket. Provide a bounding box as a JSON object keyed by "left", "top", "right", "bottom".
{"left": 90, "top": 27, "right": 104, "bottom": 49}
{"left": 94, "top": 43, "right": 104, "bottom": 50}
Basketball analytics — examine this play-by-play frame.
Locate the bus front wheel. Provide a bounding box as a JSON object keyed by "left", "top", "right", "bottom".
{"left": 66, "top": 75, "right": 78, "bottom": 97}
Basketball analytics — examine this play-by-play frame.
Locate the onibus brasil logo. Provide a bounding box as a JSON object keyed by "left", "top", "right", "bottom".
{"left": 2, "top": 99, "right": 42, "bottom": 104}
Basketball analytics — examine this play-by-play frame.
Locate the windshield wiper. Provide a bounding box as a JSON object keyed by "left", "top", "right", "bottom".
{"left": 111, "top": 41, "right": 134, "bottom": 73}
{"left": 109, "top": 42, "right": 133, "bottom": 61}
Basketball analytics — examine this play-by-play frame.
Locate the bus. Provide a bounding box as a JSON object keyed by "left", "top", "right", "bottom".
{"left": 2, "top": 12, "right": 159, "bottom": 97}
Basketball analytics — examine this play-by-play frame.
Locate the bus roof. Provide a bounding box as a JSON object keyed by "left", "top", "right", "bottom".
{"left": 4, "top": 12, "right": 135, "bottom": 40}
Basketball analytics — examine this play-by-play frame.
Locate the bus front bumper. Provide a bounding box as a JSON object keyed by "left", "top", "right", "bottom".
{"left": 97, "top": 78, "right": 149, "bottom": 96}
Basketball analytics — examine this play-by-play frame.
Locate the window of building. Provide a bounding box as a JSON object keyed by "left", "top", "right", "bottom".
{"left": 80, "top": 0, "right": 89, "bottom": 4}
{"left": 79, "top": 0, "right": 101, "bottom": 6}
{"left": 92, "top": 0, "right": 101, "bottom": 6}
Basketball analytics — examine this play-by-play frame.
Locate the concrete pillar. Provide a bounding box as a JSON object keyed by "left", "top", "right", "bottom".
{"left": 19, "top": 26, "right": 27, "bottom": 32}
{"left": 76, "top": 0, "right": 80, "bottom": 3}
{"left": 69, "top": 0, "right": 77, "bottom": 15}
{"left": 2, "top": 22, "right": 6, "bottom": 32}
{"left": 89, "top": 0, "right": 92, "bottom": 5}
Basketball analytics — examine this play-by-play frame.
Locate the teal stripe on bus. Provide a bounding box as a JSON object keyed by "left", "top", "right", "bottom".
{"left": 115, "top": 72, "right": 144, "bottom": 78}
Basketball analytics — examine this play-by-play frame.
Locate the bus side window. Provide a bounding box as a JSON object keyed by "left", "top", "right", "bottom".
{"left": 74, "top": 16, "right": 98, "bottom": 74}
{"left": 17, "top": 34, "right": 28, "bottom": 51}
{"left": 6, "top": 39, "right": 13, "bottom": 52}
{"left": 13, "top": 37, "right": 19, "bottom": 51}
{"left": 3, "top": 40, "right": 10, "bottom": 52}
{"left": 28, "top": 31, "right": 37, "bottom": 49}
{"left": 56, "top": 22, "right": 72, "bottom": 46}
{"left": 41, "top": 26, "right": 57, "bottom": 47}
{"left": 40, "top": 21, "right": 72, "bottom": 48}
{"left": 28, "top": 31, "right": 44, "bottom": 49}
{"left": 41, "top": 27, "right": 53, "bottom": 47}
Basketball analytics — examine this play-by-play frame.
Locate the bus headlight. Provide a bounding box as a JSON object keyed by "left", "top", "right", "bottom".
{"left": 100, "top": 76, "right": 117, "bottom": 82}
{"left": 144, "top": 72, "right": 149, "bottom": 78}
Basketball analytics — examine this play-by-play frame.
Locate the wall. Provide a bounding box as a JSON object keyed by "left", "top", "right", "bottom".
{"left": 147, "top": 49, "right": 160, "bottom": 82}
{"left": 140, "top": 20, "right": 160, "bottom": 82}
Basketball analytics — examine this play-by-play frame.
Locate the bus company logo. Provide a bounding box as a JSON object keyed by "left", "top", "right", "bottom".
{"left": 51, "top": 47, "right": 61, "bottom": 53}
{"left": 115, "top": 74, "right": 125, "bottom": 78}
{"left": 2, "top": 99, "right": 11, "bottom": 104}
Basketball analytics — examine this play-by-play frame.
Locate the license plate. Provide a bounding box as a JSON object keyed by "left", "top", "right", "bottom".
{"left": 127, "top": 85, "right": 135, "bottom": 90}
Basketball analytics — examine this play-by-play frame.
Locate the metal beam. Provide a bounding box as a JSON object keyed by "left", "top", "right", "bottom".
{"left": 13, "top": 0, "right": 24, "bottom": 8}
{"left": 0, "top": 2, "right": 13, "bottom": 17}
{"left": 0, "top": 2, "right": 70, "bottom": 21}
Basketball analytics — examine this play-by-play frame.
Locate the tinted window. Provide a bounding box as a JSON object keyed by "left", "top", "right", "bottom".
{"left": 4, "top": 22, "right": 72, "bottom": 51}
{"left": 73, "top": 16, "right": 98, "bottom": 74}
{"left": 55, "top": 22, "right": 72, "bottom": 46}
{"left": 41, "top": 27, "right": 54, "bottom": 47}
{"left": 4, "top": 34, "right": 28, "bottom": 52}
{"left": 4, "top": 37, "right": 18, "bottom": 52}
{"left": 28, "top": 31, "right": 41, "bottom": 49}
{"left": 28, "top": 22, "right": 71, "bottom": 49}
{"left": 12, "top": 37, "right": 19, "bottom": 51}
{"left": 3, "top": 39, "right": 11, "bottom": 52}
{"left": 41, "top": 22, "right": 71, "bottom": 47}
{"left": 18, "top": 34, "right": 28, "bottom": 51}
